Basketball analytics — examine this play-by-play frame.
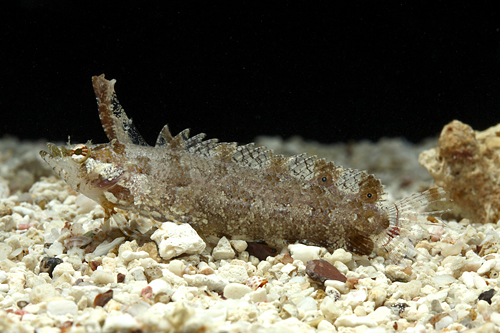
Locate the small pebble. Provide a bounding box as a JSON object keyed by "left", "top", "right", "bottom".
{"left": 306, "top": 259, "right": 346, "bottom": 283}
{"left": 230, "top": 240, "right": 248, "bottom": 253}
{"left": 30, "top": 284, "right": 57, "bottom": 304}
{"left": 289, "top": 244, "right": 320, "bottom": 263}
{"left": 296, "top": 296, "right": 317, "bottom": 312}
{"left": 151, "top": 222, "right": 205, "bottom": 260}
{"left": 223, "top": 283, "right": 253, "bottom": 299}
{"left": 431, "top": 299, "right": 443, "bottom": 313}
{"left": 94, "top": 289, "right": 113, "bottom": 307}
{"left": 47, "top": 300, "right": 78, "bottom": 316}
{"left": 102, "top": 313, "right": 139, "bottom": 332}
{"left": 39, "top": 257, "right": 63, "bottom": 278}
{"left": 217, "top": 264, "right": 248, "bottom": 284}
{"left": 434, "top": 315, "right": 453, "bottom": 330}
{"left": 212, "top": 237, "right": 235, "bottom": 260}
{"left": 117, "top": 273, "right": 126, "bottom": 283}
{"left": 478, "top": 289, "right": 495, "bottom": 304}
{"left": 90, "top": 270, "right": 115, "bottom": 285}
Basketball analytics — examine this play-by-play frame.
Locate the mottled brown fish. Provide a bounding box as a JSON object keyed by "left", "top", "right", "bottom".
{"left": 40, "top": 74, "right": 445, "bottom": 262}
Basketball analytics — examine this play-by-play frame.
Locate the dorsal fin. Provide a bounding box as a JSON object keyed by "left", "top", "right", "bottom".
{"left": 287, "top": 153, "right": 317, "bottom": 180}
{"left": 231, "top": 144, "right": 273, "bottom": 169}
{"left": 92, "top": 74, "right": 148, "bottom": 146}
{"left": 155, "top": 125, "right": 174, "bottom": 146}
{"left": 335, "top": 169, "right": 367, "bottom": 192}
{"left": 335, "top": 168, "right": 386, "bottom": 200}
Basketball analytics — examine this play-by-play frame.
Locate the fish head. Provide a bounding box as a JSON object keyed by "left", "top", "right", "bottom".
{"left": 40, "top": 140, "right": 128, "bottom": 209}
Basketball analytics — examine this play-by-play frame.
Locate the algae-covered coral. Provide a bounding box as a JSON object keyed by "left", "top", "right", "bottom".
{"left": 419, "top": 120, "right": 500, "bottom": 224}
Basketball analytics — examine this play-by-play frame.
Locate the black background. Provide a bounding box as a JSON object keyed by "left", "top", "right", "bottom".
{"left": 3, "top": 2, "right": 500, "bottom": 145}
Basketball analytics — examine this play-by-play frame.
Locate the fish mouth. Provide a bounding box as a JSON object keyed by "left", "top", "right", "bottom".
{"left": 39, "top": 143, "right": 72, "bottom": 161}
{"left": 39, "top": 143, "right": 70, "bottom": 172}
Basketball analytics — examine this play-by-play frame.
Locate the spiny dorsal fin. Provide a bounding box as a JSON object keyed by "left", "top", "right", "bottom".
{"left": 335, "top": 168, "right": 386, "bottom": 201}
{"left": 153, "top": 123, "right": 384, "bottom": 195}
{"left": 231, "top": 144, "right": 273, "bottom": 169}
{"left": 155, "top": 124, "right": 174, "bottom": 146}
{"left": 287, "top": 154, "right": 317, "bottom": 181}
{"left": 169, "top": 129, "right": 191, "bottom": 150}
{"left": 92, "top": 74, "right": 148, "bottom": 146}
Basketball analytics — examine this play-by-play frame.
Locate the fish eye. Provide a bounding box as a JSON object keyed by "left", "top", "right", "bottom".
{"left": 367, "top": 193, "right": 372, "bottom": 198}
{"left": 71, "top": 144, "right": 89, "bottom": 163}
{"left": 321, "top": 177, "right": 327, "bottom": 182}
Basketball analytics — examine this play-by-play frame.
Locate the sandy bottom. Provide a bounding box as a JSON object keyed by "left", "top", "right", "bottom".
{"left": 0, "top": 135, "right": 497, "bottom": 332}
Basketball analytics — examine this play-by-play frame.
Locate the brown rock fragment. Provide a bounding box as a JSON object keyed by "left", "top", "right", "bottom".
{"left": 246, "top": 242, "right": 277, "bottom": 261}
{"left": 94, "top": 289, "right": 113, "bottom": 307}
{"left": 429, "top": 313, "right": 451, "bottom": 328}
{"left": 117, "top": 273, "right": 126, "bottom": 283}
{"left": 419, "top": 120, "right": 500, "bottom": 223}
{"left": 305, "top": 259, "right": 346, "bottom": 283}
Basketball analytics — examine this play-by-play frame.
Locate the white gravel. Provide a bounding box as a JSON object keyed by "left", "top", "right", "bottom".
{"left": 0, "top": 135, "right": 497, "bottom": 332}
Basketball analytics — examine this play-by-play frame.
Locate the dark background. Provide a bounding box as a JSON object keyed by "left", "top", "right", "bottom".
{"left": 3, "top": 2, "right": 500, "bottom": 145}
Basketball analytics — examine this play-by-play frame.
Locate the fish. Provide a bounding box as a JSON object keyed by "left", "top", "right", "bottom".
{"left": 40, "top": 74, "right": 446, "bottom": 262}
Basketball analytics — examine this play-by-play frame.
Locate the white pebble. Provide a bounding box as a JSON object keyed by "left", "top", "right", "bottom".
{"left": 434, "top": 315, "right": 453, "bottom": 330}
{"left": 148, "top": 279, "right": 172, "bottom": 297}
{"left": 212, "top": 237, "right": 235, "bottom": 260}
{"left": 183, "top": 274, "right": 227, "bottom": 292}
{"left": 288, "top": 243, "right": 320, "bottom": 263}
{"left": 151, "top": 223, "right": 205, "bottom": 260}
{"left": 217, "top": 264, "right": 248, "bottom": 284}
{"left": 317, "top": 319, "right": 336, "bottom": 332}
{"left": 129, "top": 267, "right": 147, "bottom": 282}
{"left": 344, "top": 288, "right": 367, "bottom": 307}
{"left": 223, "top": 283, "right": 252, "bottom": 299}
{"left": 297, "top": 296, "right": 317, "bottom": 312}
{"left": 168, "top": 260, "right": 186, "bottom": 277}
{"left": 47, "top": 300, "right": 78, "bottom": 316}
{"left": 230, "top": 240, "right": 248, "bottom": 253}
{"left": 102, "top": 313, "right": 140, "bottom": 331}
{"left": 257, "top": 261, "right": 272, "bottom": 274}
{"left": 330, "top": 248, "right": 352, "bottom": 263}
{"left": 249, "top": 287, "right": 267, "bottom": 303}
{"left": 12, "top": 206, "right": 35, "bottom": 218}
{"left": 30, "top": 284, "right": 57, "bottom": 304}
{"left": 460, "top": 271, "right": 475, "bottom": 289}
{"left": 120, "top": 250, "right": 149, "bottom": 262}
{"left": 46, "top": 242, "right": 64, "bottom": 257}
{"left": 433, "top": 274, "right": 455, "bottom": 288}
{"left": 334, "top": 314, "right": 376, "bottom": 328}
{"left": 9, "top": 272, "right": 26, "bottom": 293}
{"left": 52, "top": 262, "right": 75, "bottom": 280}
{"left": 490, "top": 312, "right": 500, "bottom": 326}
{"left": 474, "top": 275, "right": 487, "bottom": 289}
{"left": 324, "top": 280, "right": 348, "bottom": 294}
{"left": 477, "top": 259, "right": 496, "bottom": 275}
{"left": 281, "top": 263, "right": 296, "bottom": 276}
{"left": 367, "top": 306, "right": 392, "bottom": 324}
{"left": 90, "top": 270, "right": 115, "bottom": 284}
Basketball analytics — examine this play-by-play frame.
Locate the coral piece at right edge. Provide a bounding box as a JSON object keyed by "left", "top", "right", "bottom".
{"left": 419, "top": 119, "right": 500, "bottom": 224}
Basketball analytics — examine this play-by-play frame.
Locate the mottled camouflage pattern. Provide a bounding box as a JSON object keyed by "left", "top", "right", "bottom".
{"left": 40, "top": 75, "right": 446, "bottom": 261}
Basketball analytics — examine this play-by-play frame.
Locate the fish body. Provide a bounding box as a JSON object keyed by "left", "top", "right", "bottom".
{"left": 40, "top": 74, "right": 445, "bottom": 260}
